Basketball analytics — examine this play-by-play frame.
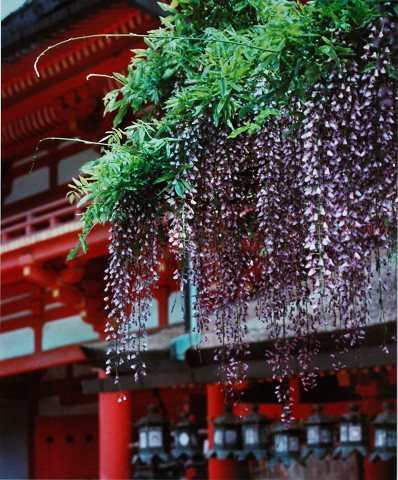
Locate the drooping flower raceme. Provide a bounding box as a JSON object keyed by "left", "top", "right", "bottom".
{"left": 97, "top": 13, "right": 396, "bottom": 407}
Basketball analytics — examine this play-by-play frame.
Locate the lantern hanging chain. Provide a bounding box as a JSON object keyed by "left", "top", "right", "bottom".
{"left": 153, "top": 388, "right": 168, "bottom": 418}
{"left": 34, "top": 33, "right": 277, "bottom": 78}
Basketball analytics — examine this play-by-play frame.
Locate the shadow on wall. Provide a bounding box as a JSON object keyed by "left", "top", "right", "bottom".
{"left": 0, "top": 398, "right": 28, "bottom": 480}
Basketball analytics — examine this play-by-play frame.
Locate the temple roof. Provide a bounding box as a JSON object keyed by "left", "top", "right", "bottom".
{"left": 2, "top": 0, "right": 164, "bottom": 54}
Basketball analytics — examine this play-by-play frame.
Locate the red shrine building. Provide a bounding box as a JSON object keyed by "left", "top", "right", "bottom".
{"left": 1, "top": 1, "right": 396, "bottom": 480}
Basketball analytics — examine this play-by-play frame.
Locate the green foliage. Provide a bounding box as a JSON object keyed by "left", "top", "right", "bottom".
{"left": 68, "top": 0, "right": 394, "bottom": 258}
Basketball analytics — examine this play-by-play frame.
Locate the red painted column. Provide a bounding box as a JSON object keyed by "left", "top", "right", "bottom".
{"left": 364, "top": 458, "right": 396, "bottom": 480}
{"left": 207, "top": 384, "right": 240, "bottom": 480}
{"left": 98, "top": 371, "right": 132, "bottom": 480}
{"left": 156, "top": 285, "right": 169, "bottom": 328}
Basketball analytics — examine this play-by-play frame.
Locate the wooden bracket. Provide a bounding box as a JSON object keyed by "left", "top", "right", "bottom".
{"left": 22, "top": 263, "right": 58, "bottom": 289}
{"left": 52, "top": 285, "right": 84, "bottom": 308}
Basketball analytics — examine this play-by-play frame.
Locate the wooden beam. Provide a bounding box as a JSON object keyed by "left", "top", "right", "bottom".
{"left": 1, "top": 223, "right": 109, "bottom": 285}
{"left": 0, "top": 344, "right": 87, "bottom": 378}
{"left": 1, "top": 297, "right": 40, "bottom": 318}
{"left": 81, "top": 343, "right": 396, "bottom": 394}
{"left": 0, "top": 315, "right": 41, "bottom": 334}
{"left": 1, "top": 281, "right": 38, "bottom": 299}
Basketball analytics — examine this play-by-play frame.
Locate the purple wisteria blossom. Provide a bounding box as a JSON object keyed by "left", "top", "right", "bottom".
{"left": 104, "top": 16, "right": 397, "bottom": 409}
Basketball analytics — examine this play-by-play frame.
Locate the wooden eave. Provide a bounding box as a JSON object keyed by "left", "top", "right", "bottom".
{"left": 0, "top": 345, "right": 88, "bottom": 379}
{"left": 81, "top": 322, "right": 397, "bottom": 393}
{"left": 2, "top": 1, "right": 160, "bottom": 161}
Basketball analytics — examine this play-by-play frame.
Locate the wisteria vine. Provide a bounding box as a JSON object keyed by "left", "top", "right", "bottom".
{"left": 67, "top": 1, "right": 397, "bottom": 407}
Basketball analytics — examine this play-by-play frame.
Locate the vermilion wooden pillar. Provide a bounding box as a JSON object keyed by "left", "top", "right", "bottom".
{"left": 98, "top": 371, "right": 132, "bottom": 480}
{"left": 207, "top": 384, "right": 240, "bottom": 480}
{"left": 364, "top": 458, "right": 397, "bottom": 480}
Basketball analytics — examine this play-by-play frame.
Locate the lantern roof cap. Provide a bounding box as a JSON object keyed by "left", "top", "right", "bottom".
{"left": 242, "top": 404, "right": 272, "bottom": 426}
{"left": 135, "top": 404, "right": 169, "bottom": 427}
{"left": 273, "top": 414, "right": 303, "bottom": 433}
{"left": 175, "top": 411, "right": 197, "bottom": 429}
{"left": 306, "top": 405, "right": 336, "bottom": 425}
{"left": 373, "top": 402, "right": 396, "bottom": 425}
{"left": 214, "top": 406, "right": 240, "bottom": 426}
{"left": 340, "top": 403, "right": 367, "bottom": 423}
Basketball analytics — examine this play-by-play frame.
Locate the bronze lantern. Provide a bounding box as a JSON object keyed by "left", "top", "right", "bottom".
{"left": 270, "top": 415, "right": 303, "bottom": 467}
{"left": 238, "top": 405, "right": 272, "bottom": 460}
{"left": 133, "top": 404, "right": 171, "bottom": 464}
{"left": 369, "top": 402, "right": 397, "bottom": 462}
{"left": 172, "top": 411, "right": 202, "bottom": 461}
{"left": 207, "top": 406, "right": 242, "bottom": 459}
{"left": 301, "top": 405, "right": 336, "bottom": 461}
{"left": 333, "top": 404, "right": 368, "bottom": 459}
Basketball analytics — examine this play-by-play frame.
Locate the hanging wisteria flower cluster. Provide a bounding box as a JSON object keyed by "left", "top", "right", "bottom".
{"left": 67, "top": 0, "right": 397, "bottom": 405}
{"left": 166, "top": 17, "right": 396, "bottom": 401}
{"left": 104, "top": 193, "right": 164, "bottom": 382}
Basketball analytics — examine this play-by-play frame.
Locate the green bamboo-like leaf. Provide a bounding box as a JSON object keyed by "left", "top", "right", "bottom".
{"left": 77, "top": 193, "right": 94, "bottom": 208}
{"left": 113, "top": 72, "right": 128, "bottom": 85}
{"left": 180, "top": 178, "right": 195, "bottom": 192}
{"left": 256, "top": 107, "right": 279, "bottom": 121}
{"left": 67, "top": 243, "right": 82, "bottom": 261}
{"left": 174, "top": 180, "right": 185, "bottom": 198}
{"left": 113, "top": 103, "right": 128, "bottom": 127}
{"left": 77, "top": 231, "right": 89, "bottom": 251}
{"left": 238, "top": 103, "right": 256, "bottom": 120}
{"left": 219, "top": 77, "right": 226, "bottom": 98}
{"left": 154, "top": 171, "right": 176, "bottom": 184}
{"left": 363, "top": 62, "right": 376, "bottom": 73}
{"left": 227, "top": 124, "right": 251, "bottom": 138}
{"left": 71, "top": 177, "right": 81, "bottom": 187}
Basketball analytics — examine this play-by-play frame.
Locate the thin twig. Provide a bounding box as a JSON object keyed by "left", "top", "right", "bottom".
{"left": 34, "top": 33, "right": 276, "bottom": 77}
{"left": 30, "top": 136, "right": 108, "bottom": 173}
{"left": 86, "top": 73, "right": 124, "bottom": 83}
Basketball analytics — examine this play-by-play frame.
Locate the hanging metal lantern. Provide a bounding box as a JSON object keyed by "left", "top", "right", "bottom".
{"left": 172, "top": 411, "right": 202, "bottom": 461}
{"left": 133, "top": 404, "right": 171, "bottom": 464}
{"left": 369, "top": 402, "right": 397, "bottom": 462}
{"left": 270, "top": 415, "right": 303, "bottom": 467}
{"left": 207, "top": 406, "right": 242, "bottom": 459}
{"left": 333, "top": 404, "right": 367, "bottom": 459}
{"left": 238, "top": 405, "right": 272, "bottom": 460}
{"left": 301, "top": 405, "right": 336, "bottom": 461}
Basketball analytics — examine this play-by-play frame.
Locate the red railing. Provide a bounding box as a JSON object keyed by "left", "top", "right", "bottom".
{"left": 1, "top": 198, "right": 80, "bottom": 244}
